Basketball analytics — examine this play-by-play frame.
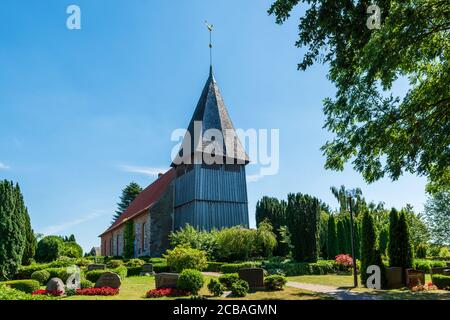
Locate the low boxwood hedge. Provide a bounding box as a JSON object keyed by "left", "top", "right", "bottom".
{"left": 153, "top": 263, "right": 170, "bottom": 273}
{"left": 220, "top": 262, "right": 261, "bottom": 274}
{"left": 432, "top": 274, "right": 450, "bottom": 289}
{"left": 413, "top": 259, "right": 447, "bottom": 273}
{"left": 206, "top": 262, "right": 224, "bottom": 272}
{"left": 85, "top": 266, "right": 128, "bottom": 283}
{"left": 126, "top": 266, "right": 143, "bottom": 276}
{"left": 2, "top": 280, "right": 40, "bottom": 294}
{"left": 263, "top": 260, "right": 338, "bottom": 276}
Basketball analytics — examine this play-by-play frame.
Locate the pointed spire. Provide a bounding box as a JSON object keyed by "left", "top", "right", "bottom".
{"left": 205, "top": 21, "right": 213, "bottom": 68}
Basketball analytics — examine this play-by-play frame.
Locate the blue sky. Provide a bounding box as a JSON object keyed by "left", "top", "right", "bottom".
{"left": 0, "top": 1, "right": 427, "bottom": 252}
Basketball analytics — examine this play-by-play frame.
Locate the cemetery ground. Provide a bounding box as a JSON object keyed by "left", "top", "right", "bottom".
{"left": 60, "top": 273, "right": 450, "bottom": 301}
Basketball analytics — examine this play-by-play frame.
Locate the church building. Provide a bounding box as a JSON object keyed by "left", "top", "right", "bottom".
{"left": 100, "top": 66, "right": 249, "bottom": 257}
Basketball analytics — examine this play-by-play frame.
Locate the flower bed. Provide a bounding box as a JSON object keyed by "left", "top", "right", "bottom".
{"left": 411, "top": 282, "right": 438, "bottom": 292}
{"left": 76, "top": 287, "right": 119, "bottom": 296}
{"left": 146, "top": 288, "right": 190, "bottom": 298}
{"left": 32, "top": 289, "right": 64, "bottom": 296}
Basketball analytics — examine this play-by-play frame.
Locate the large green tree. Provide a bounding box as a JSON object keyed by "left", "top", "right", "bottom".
{"left": 113, "top": 182, "right": 142, "bottom": 223}
{"left": 0, "top": 181, "right": 26, "bottom": 280}
{"left": 269, "top": 0, "right": 450, "bottom": 191}
{"left": 424, "top": 191, "right": 450, "bottom": 245}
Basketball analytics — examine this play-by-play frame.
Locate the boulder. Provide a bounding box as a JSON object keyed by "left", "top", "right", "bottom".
{"left": 87, "top": 264, "right": 106, "bottom": 271}
{"left": 155, "top": 273, "right": 179, "bottom": 289}
{"left": 238, "top": 268, "right": 265, "bottom": 290}
{"left": 95, "top": 271, "right": 121, "bottom": 289}
{"left": 46, "top": 278, "right": 65, "bottom": 295}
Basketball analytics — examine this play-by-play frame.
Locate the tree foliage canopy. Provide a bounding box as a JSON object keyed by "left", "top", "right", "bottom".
{"left": 113, "top": 182, "right": 142, "bottom": 223}
{"left": 269, "top": 0, "right": 450, "bottom": 191}
{"left": 424, "top": 191, "right": 450, "bottom": 245}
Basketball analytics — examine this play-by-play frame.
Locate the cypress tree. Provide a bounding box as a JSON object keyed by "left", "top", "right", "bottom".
{"left": 123, "top": 220, "right": 135, "bottom": 259}
{"left": 337, "top": 220, "right": 346, "bottom": 254}
{"left": 378, "top": 227, "right": 389, "bottom": 257}
{"left": 388, "top": 208, "right": 400, "bottom": 266}
{"left": 397, "top": 211, "right": 414, "bottom": 271}
{"left": 0, "top": 181, "right": 26, "bottom": 280}
{"left": 327, "top": 215, "right": 338, "bottom": 259}
{"left": 22, "top": 207, "right": 36, "bottom": 265}
{"left": 361, "top": 211, "right": 386, "bottom": 286}
{"left": 286, "top": 193, "right": 320, "bottom": 262}
{"left": 256, "top": 196, "right": 288, "bottom": 256}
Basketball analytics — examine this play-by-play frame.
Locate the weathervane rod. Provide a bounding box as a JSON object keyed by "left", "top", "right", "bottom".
{"left": 205, "top": 21, "right": 213, "bottom": 67}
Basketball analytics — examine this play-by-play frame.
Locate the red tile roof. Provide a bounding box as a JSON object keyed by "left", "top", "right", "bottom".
{"left": 99, "top": 168, "right": 175, "bottom": 237}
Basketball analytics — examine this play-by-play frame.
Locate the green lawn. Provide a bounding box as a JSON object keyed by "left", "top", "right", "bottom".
{"left": 64, "top": 276, "right": 331, "bottom": 300}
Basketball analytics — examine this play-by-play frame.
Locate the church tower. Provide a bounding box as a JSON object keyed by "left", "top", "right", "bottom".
{"left": 171, "top": 66, "right": 249, "bottom": 230}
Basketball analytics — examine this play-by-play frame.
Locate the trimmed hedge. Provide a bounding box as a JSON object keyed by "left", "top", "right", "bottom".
{"left": 413, "top": 259, "right": 447, "bottom": 273}
{"left": 46, "top": 268, "right": 71, "bottom": 283}
{"left": 127, "top": 266, "right": 143, "bottom": 277}
{"left": 263, "top": 260, "right": 338, "bottom": 276}
{"left": 85, "top": 266, "right": 128, "bottom": 283}
{"left": 220, "top": 262, "right": 261, "bottom": 274}
{"left": 432, "top": 274, "right": 450, "bottom": 289}
{"left": 153, "top": 263, "right": 170, "bottom": 273}
{"left": 2, "top": 280, "right": 40, "bottom": 294}
{"left": 15, "top": 260, "right": 74, "bottom": 279}
{"left": 80, "top": 279, "right": 94, "bottom": 289}
{"left": 206, "top": 262, "right": 224, "bottom": 272}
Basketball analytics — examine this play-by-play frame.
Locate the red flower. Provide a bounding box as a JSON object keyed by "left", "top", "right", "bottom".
{"left": 76, "top": 287, "right": 119, "bottom": 296}
{"left": 335, "top": 254, "right": 354, "bottom": 267}
{"left": 32, "top": 289, "right": 63, "bottom": 296}
{"left": 146, "top": 288, "right": 190, "bottom": 298}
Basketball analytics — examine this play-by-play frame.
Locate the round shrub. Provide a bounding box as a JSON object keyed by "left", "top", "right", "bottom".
{"left": 75, "top": 258, "right": 92, "bottom": 267}
{"left": 35, "top": 236, "right": 64, "bottom": 262}
{"left": 177, "top": 269, "right": 204, "bottom": 295}
{"left": 164, "top": 245, "right": 208, "bottom": 273}
{"left": 3, "top": 280, "right": 40, "bottom": 294}
{"left": 45, "top": 268, "right": 71, "bottom": 283}
{"left": 207, "top": 279, "right": 225, "bottom": 296}
{"left": 61, "top": 242, "right": 83, "bottom": 258}
{"left": 231, "top": 280, "right": 249, "bottom": 297}
{"left": 125, "top": 259, "right": 145, "bottom": 267}
{"left": 31, "top": 270, "right": 50, "bottom": 285}
{"left": 80, "top": 279, "right": 94, "bottom": 289}
{"left": 218, "top": 273, "right": 239, "bottom": 290}
{"left": 264, "top": 275, "right": 287, "bottom": 290}
{"left": 107, "top": 259, "right": 124, "bottom": 268}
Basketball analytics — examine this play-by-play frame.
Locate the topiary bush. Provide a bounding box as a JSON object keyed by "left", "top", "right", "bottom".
{"left": 35, "top": 236, "right": 64, "bottom": 262}
{"left": 107, "top": 259, "right": 124, "bottom": 268}
{"left": 80, "top": 279, "right": 94, "bottom": 289}
{"left": 164, "top": 245, "right": 208, "bottom": 273}
{"left": 45, "top": 268, "right": 71, "bottom": 283}
{"left": 85, "top": 270, "right": 104, "bottom": 283}
{"left": 207, "top": 278, "right": 225, "bottom": 296}
{"left": 61, "top": 242, "right": 83, "bottom": 258}
{"left": 177, "top": 269, "right": 204, "bottom": 295}
{"left": 264, "top": 275, "right": 287, "bottom": 290}
{"left": 218, "top": 273, "right": 240, "bottom": 290}
{"left": 432, "top": 274, "right": 450, "bottom": 290}
{"left": 231, "top": 279, "right": 249, "bottom": 297}
{"left": 3, "top": 280, "right": 40, "bottom": 293}
{"left": 125, "top": 258, "right": 145, "bottom": 267}
{"left": 31, "top": 270, "right": 50, "bottom": 285}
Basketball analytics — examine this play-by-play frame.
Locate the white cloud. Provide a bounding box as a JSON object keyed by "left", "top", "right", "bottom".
{"left": 41, "top": 210, "right": 108, "bottom": 235}
{"left": 0, "top": 162, "right": 10, "bottom": 170}
{"left": 118, "top": 165, "right": 168, "bottom": 177}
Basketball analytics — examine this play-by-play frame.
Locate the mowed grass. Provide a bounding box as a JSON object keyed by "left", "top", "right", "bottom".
{"left": 64, "top": 275, "right": 332, "bottom": 300}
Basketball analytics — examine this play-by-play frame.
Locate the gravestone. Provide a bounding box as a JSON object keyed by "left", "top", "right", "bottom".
{"left": 155, "top": 273, "right": 179, "bottom": 289}
{"left": 87, "top": 264, "right": 106, "bottom": 271}
{"left": 238, "top": 268, "right": 264, "bottom": 290}
{"left": 95, "top": 271, "right": 121, "bottom": 289}
{"left": 405, "top": 269, "right": 425, "bottom": 287}
{"left": 386, "top": 267, "right": 403, "bottom": 289}
{"left": 431, "top": 267, "right": 446, "bottom": 276}
{"left": 46, "top": 278, "right": 65, "bottom": 295}
{"left": 140, "top": 263, "right": 154, "bottom": 276}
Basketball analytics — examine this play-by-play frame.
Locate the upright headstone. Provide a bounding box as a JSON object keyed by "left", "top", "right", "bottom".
{"left": 155, "top": 273, "right": 179, "bottom": 289}
{"left": 386, "top": 267, "right": 403, "bottom": 289}
{"left": 95, "top": 271, "right": 121, "bottom": 289}
{"left": 140, "top": 263, "right": 154, "bottom": 276}
{"left": 46, "top": 278, "right": 65, "bottom": 295}
{"left": 238, "top": 268, "right": 264, "bottom": 290}
{"left": 405, "top": 268, "right": 425, "bottom": 287}
{"left": 87, "top": 264, "right": 106, "bottom": 271}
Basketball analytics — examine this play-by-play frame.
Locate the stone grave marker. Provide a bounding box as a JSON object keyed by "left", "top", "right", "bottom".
{"left": 155, "top": 273, "right": 179, "bottom": 289}
{"left": 95, "top": 271, "right": 121, "bottom": 289}
{"left": 238, "top": 268, "right": 265, "bottom": 290}
{"left": 46, "top": 278, "right": 65, "bottom": 295}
